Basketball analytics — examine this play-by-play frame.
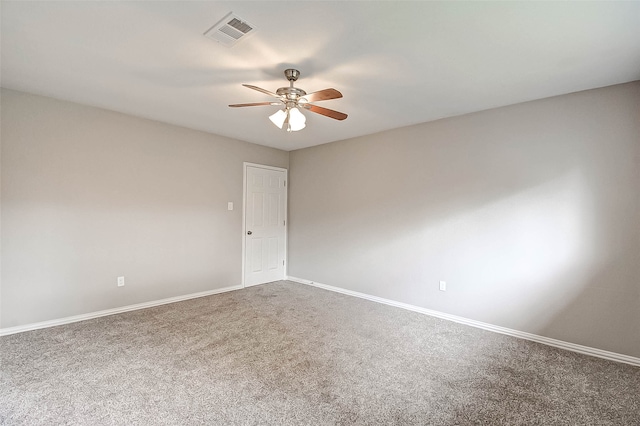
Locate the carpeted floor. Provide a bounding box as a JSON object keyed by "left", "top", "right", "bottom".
{"left": 1, "top": 281, "right": 639, "bottom": 425}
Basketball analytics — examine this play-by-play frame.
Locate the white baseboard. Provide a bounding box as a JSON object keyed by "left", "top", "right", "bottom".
{"left": 286, "top": 276, "right": 640, "bottom": 367}
{"left": 0, "top": 284, "right": 243, "bottom": 337}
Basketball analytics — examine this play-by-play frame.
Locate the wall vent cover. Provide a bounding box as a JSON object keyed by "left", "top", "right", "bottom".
{"left": 204, "top": 12, "right": 256, "bottom": 47}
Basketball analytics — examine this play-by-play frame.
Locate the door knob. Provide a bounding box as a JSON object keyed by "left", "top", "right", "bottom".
{"left": 247, "top": 231, "right": 252, "bottom": 235}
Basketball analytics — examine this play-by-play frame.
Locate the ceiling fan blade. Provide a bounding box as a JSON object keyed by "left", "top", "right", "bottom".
{"left": 229, "top": 102, "right": 281, "bottom": 107}
{"left": 301, "top": 88, "right": 343, "bottom": 103}
{"left": 303, "top": 104, "right": 348, "bottom": 121}
{"left": 242, "top": 84, "right": 280, "bottom": 98}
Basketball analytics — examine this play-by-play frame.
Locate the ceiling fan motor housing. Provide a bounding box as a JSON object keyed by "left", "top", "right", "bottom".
{"left": 277, "top": 69, "right": 307, "bottom": 101}
{"left": 276, "top": 86, "right": 307, "bottom": 100}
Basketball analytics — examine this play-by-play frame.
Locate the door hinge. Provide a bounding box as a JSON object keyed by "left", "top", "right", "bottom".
{"left": 283, "top": 260, "right": 285, "bottom": 266}
{"left": 283, "top": 220, "right": 286, "bottom": 226}
{"left": 284, "top": 180, "right": 286, "bottom": 187}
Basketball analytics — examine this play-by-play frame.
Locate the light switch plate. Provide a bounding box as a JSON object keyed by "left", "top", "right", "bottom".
{"left": 227, "top": 202, "right": 233, "bottom": 211}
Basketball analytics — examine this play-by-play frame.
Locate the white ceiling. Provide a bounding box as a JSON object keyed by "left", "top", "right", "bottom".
{"left": 2, "top": 1, "right": 640, "bottom": 151}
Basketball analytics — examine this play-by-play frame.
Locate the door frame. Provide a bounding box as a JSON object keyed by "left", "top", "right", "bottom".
{"left": 242, "top": 162, "right": 288, "bottom": 288}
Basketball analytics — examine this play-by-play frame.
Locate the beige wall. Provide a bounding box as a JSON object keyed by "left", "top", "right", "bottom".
{"left": 288, "top": 82, "right": 640, "bottom": 358}
{"left": 0, "top": 89, "right": 288, "bottom": 328}
{"left": 3, "top": 83, "right": 639, "bottom": 358}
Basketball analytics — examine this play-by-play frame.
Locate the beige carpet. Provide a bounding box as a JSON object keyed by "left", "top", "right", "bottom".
{"left": 1, "top": 280, "right": 639, "bottom": 425}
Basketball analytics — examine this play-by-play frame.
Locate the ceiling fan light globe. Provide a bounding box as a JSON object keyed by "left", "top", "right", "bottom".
{"left": 288, "top": 107, "right": 306, "bottom": 131}
{"left": 269, "top": 109, "right": 287, "bottom": 129}
{"left": 287, "top": 122, "right": 305, "bottom": 132}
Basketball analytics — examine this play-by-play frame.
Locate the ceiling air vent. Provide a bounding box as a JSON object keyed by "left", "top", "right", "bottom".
{"left": 204, "top": 12, "right": 256, "bottom": 47}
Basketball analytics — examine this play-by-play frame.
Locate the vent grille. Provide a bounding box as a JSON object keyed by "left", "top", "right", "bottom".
{"left": 228, "top": 18, "right": 252, "bottom": 34}
{"left": 218, "top": 25, "right": 244, "bottom": 40}
{"left": 204, "top": 12, "right": 256, "bottom": 47}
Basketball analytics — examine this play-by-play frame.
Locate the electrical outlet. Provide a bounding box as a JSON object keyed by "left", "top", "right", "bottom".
{"left": 117, "top": 276, "right": 125, "bottom": 287}
{"left": 439, "top": 281, "right": 447, "bottom": 291}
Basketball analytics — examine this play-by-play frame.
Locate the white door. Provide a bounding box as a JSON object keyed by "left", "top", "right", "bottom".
{"left": 243, "top": 164, "right": 287, "bottom": 287}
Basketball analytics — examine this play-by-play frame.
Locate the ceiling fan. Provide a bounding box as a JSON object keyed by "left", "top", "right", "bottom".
{"left": 229, "top": 69, "right": 347, "bottom": 132}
